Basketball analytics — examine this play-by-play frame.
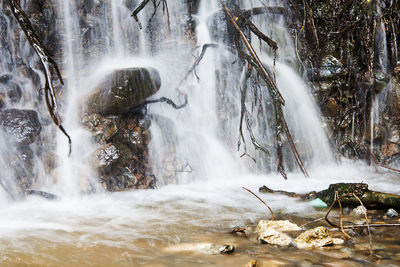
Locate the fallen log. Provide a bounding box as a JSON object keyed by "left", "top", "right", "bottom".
{"left": 259, "top": 182, "right": 400, "bottom": 209}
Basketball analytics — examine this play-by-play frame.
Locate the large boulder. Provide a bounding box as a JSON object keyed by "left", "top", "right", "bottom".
{"left": 87, "top": 67, "right": 161, "bottom": 115}
{"left": 0, "top": 109, "right": 42, "bottom": 145}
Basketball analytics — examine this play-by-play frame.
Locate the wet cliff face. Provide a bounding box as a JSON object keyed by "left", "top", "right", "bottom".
{"left": 289, "top": 0, "right": 400, "bottom": 163}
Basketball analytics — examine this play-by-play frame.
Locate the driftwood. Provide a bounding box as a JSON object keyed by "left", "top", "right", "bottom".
{"left": 9, "top": 0, "right": 72, "bottom": 155}
{"left": 260, "top": 182, "right": 400, "bottom": 209}
{"left": 223, "top": 4, "right": 309, "bottom": 179}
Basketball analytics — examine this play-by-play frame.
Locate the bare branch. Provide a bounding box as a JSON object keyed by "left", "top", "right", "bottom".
{"left": 243, "top": 187, "right": 275, "bottom": 220}
{"left": 9, "top": 0, "right": 72, "bottom": 155}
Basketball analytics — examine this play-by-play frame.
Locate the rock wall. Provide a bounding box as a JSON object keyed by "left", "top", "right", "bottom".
{"left": 289, "top": 0, "right": 400, "bottom": 164}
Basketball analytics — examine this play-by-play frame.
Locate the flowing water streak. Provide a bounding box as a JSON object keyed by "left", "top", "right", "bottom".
{"left": 53, "top": 0, "right": 98, "bottom": 195}
{"left": 240, "top": 0, "right": 333, "bottom": 170}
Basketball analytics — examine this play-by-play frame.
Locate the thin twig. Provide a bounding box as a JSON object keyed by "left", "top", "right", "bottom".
{"left": 353, "top": 193, "right": 373, "bottom": 256}
{"left": 338, "top": 194, "right": 351, "bottom": 239}
{"left": 176, "top": 43, "right": 219, "bottom": 89}
{"left": 243, "top": 187, "right": 274, "bottom": 220}
{"left": 368, "top": 146, "right": 400, "bottom": 173}
{"left": 224, "top": 4, "right": 309, "bottom": 178}
{"left": 131, "top": 0, "right": 151, "bottom": 29}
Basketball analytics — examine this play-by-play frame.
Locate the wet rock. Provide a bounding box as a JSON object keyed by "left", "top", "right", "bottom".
{"left": 0, "top": 94, "right": 4, "bottom": 110}
{"left": 258, "top": 228, "right": 293, "bottom": 247}
{"left": 163, "top": 242, "right": 233, "bottom": 255}
{"left": 25, "top": 189, "right": 58, "bottom": 200}
{"left": 325, "top": 98, "right": 339, "bottom": 117}
{"left": 0, "top": 109, "right": 42, "bottom": 145}
{"left": 332, "top": 238, "right": 345, "bottom": 245}
{"left": 5, "top": 81, "right": 22, "bottom": 103}
{"left": 246, "top": 260, "right": 258, "bottom": 267}
{"left": 87, "top": 67, "right": 161, "bottom": 115}
{"left": 294, "top": 226, "right": 333, "bottom": 248}
{"left": 103, "top": 121, "right": 118, "bottom": 141}
{"left": 257, "top": 220, "right": 301, "bottom": 232}
{"left": 352, "top": 205, "right": 367, "bottom": 216}
{"left": 218, "top": 245, "right": 234, "bottom": 254}
{"left": 374, "top": 71, "right": 390, "bottom": 93}
{"left": 96, "top": 143, "right": 120, "bottom": 167}
{"left": 386, "top": 208, "right": 398, "bottom": 218}
{"left": 9, "top": 145, "right": 35, "bottom": 189}
{"left": 388, "top": 76, "right": 400, "bottom": 123}
{"left": 364, "top": 123, "right": 385, "bottom": 144}
{"left": 0, "top": 73, "right": 12, "bottom": 83}
{"left": 382, "top": 143, "right": 400, "bottom": 158}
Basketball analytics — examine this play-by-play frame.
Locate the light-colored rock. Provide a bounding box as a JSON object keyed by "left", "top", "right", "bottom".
{"left": 163, "top": 242, "right": 234, "bottom": 255}
{"left": 218, "top": 245, "right": 234, "bottom": 254}
{"left": 257, "top": 220, "right": 301, "bottom": 233}
{"left": 258, "top": 228, "right": 293, "bottom": 247}
{"left": 386, "top": 208, "right": 398, "bottom": 218}
{"left": 352, "top": 205, "right": 367, "bottom": 216}
{"left": 246, "top": 260, "right": 258, "bottom": 267}
{"left": 332, "top": 238, "right": 345, "bottom": 245}
{"left": 294, "top": 226, "right": 333, "bottom": 248}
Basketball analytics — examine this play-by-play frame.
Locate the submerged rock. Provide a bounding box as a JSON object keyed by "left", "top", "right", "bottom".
{"left": 0, "top": 109, "right": 42, "bottom": 145}
{"left": 218, "top": 245, "right": 235, "bottom": 254}
{"left": 258, "top": 228, "right": 293, "bottom": 247}
{"left": 352, "top": 205, "right": 367, "bottom": 216}
{"left": 163, "top": 242, "right": 234, "bottom": 255}
{"left": 87, "top": 67, "right": 161, "bottom": 115}
{"left": 294, "top": 227, "right": 333, "bottom": 249}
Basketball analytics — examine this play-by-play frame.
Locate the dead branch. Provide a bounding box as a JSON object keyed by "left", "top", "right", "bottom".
{"left": 238, "top": 64, "right": 270, "bottom": 159}
{"left": 368, "top": 146, "right": 400, "bottom": 173}
{"left": 131, "top": 94, "right": 188, "bottom": 112}
{"left": 234, "top": 10, "right": 278, "bottom": 51}
{"left": 224, "top": 4, "right": 308, "bottom": 178}
{"left": 243, "top": 187, "right": 275, "bottom": 220}
{"left": 131, "top": 0, "right": 151, "bottom": 29}
{"left": 9, "top": 0, "right": 72, "bottom": 155}
{"left": 176, "top": 43, "right": 219, "bottom": 89}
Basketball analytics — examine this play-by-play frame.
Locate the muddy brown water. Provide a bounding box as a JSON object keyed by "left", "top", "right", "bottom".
{"left": 1, "top": 174, "right": 400, "bottom": 266}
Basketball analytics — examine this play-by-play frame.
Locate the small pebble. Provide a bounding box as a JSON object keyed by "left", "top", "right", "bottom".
{"left": 386, "top": 208, "right": 398, "bottom": 218}
{"left": 218, "top": 245, "right": 234, "bottom": 254}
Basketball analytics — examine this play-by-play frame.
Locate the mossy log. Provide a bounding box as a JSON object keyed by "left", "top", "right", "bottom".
{"left": 260, "top": 183, "right": 400, "bottom": 209}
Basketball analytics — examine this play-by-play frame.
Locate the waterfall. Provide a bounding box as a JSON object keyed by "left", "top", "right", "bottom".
{"left": 0, "top": 0, "right": 337, "bottom": 199}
